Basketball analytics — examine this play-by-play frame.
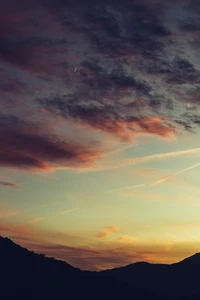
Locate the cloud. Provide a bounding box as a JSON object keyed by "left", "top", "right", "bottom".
{"left": 148, "top": 162, "right": 200, "bottom": 188}
{"left": 16, "top": 241, "right": 139, "bottom": 271}
{"left": 123, "top": 161, "right": 200, "bottom": 194}
{"left": 96, "top": 226, "right": 119, "bottom": 238}
{"left": 37, "top": 96, "right": 175, "bottom": 142}
{"left": 10, "top": 234, "right": 200, "bottom": 271}
{"left": 0, "top": 210, "right": 20, "bottom": 218}
{"left": 60, "top": 208, "right": 79, "bottom": 214}
{"left": 0, "top": 0, "right": 200, "bottom": 173}
{"left": 99, "top": 148, "right": 200, "bottom": 170}
{"left": 115, "top": 235, "right": 138, "bottom": 245}
{"left": 0, "top": 222, "right": 33, "bottom": 237}
{"left": 0, "top": 112, "right": 175, "bottom": 172}
{"left": 106, "top": 184, "right": 145, "bottom": 194}
{"left": 2, "top": 215, "right": 200, "bottom": 271}
{"left": 28, "top": 218, "right": 44, "bottom": 224}
{"left": 0, "top": 181, "right": 20, "bottom": 189}
{"left": 0, "top": 114, "right": 104, "bottom": 171}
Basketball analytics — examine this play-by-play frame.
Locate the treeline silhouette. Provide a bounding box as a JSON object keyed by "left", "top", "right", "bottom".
{"left": 1, "top": 236, "right": 200, "bottom": 299}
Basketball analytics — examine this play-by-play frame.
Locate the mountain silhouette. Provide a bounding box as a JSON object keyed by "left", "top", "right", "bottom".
{"left": 100, "top": 253, "right": 200, "bottom": 299}
{"left": 0, "top": 236, "right": 79, "bottom": 273}
{"left": 0, "top": 236, "right": 164, "bottom": 300}
{"left": 2, "top": 236, "right": 200, "bottom": 299}
{"left": 173, "top": 252, "right": 200, "bottom": 265}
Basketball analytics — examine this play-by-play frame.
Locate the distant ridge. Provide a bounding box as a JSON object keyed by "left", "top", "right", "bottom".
{"left": 173, "top": 252, "right": 200, "bottom": 265}
{"left": 0, "top": 235, "right": 79, "bottom": 273}
{"left": 100, "top": 251, "right": 200, "bottom": 299}
{"left": 0, "top": 236, "right": 163, "bottom": 300}
{"left": 1, "top": 235, "right": 200, "bottom": 299}
{"left": 1, "top": 236, "right": 199, "bottom": 271}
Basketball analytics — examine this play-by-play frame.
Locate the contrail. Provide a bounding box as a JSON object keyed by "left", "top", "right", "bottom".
{"left": 148, "top": 162, "right": 200, "bottom": 188}
{"left": 97, "top": 148, "right": 200, "bottom": 170}
{"left": 124, "top": 161, "right": 200, "bottom": 194}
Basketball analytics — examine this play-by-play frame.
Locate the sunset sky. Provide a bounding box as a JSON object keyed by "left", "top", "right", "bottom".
{"left": 1, "top": 0, "right": 200, "bottom": 271}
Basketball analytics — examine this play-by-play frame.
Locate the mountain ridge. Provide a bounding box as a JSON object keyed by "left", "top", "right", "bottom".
{"left": 1, "top": 235, "right": 200, "bottom": 299}
{"left": 0, "top": 235, "right": 165, "bottom": 300}
{"left": 172, "top": 252, "right": 200, "bottom": 266}
{"left": 2, "top": 235, "right": 200, "bottom": 270}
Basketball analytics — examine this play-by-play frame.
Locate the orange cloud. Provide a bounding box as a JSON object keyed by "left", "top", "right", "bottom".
{"left": 133, "top": 117, "right": 176, "bottom": 140}
{"left": 10, "top": 234, "right": 200, "bottom": 271}
{"left": 76, "top": 116, "right": 176, "bottom": 143}
{"left": 0, "top": 210, "right": 20, "bottom": 218}
{"left": 0, "top": 222, "right": 33, "bottom": 237}
{"left": 115, "top": 235, "right": 138, "bottom": 244}
{"left": 2, "top": 219, "right": 200, "bottom": 271}
{"left": 96, "top": 226, "right": 119, "bottom": 238}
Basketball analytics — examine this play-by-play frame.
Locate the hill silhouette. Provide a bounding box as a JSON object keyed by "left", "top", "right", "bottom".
{"left": 173, "top": 252, "right": 200, "bottom": 265}
{"left": 100, "top": 253, "right": 200, "bottom": 299}
{"left": 2, "top": 236, "right": 200, "bottom": 299}
{"left": 0, "top": 236, "right": 164, "bottom": 300}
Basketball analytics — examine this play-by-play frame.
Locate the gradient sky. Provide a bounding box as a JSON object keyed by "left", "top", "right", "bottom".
{"left": 1, "top": 0, "right": 200, "bottom": 271}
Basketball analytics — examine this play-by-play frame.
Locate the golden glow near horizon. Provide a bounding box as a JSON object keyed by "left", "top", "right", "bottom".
{"left": 1, "top": 136, "right": 200, "bottom": 270}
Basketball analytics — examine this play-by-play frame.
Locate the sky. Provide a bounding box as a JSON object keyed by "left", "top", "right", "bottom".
{"left": 1, "top": 0, "right": 200, "bottom": 271}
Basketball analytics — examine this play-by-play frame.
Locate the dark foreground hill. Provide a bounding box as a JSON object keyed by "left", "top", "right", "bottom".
{"left": 2, "top": 236, "right": 200, "bottom": 300}
{"left": 0, "top": 236, "right": 164, "bottom": 300}
{"left": 100, "top": 253, "right": 200, "bottom": 299}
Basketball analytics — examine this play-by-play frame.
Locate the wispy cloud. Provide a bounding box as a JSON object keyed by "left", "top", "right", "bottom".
{"left": 60, "top": 208, "right": 79, "bottom": 215}
{"left": 124, "top": 161, "right": 200, "bottom": 195}
{"left": 0, "top": 210, "right": 20, "bottom": 218}
{"left": 0, "top": 181, "right": 20, "bottom": 189}
{"left": 28, "top": 218, "right": 44, "bottom": 224}
{"left": 106, "top": 184, "right": 145, "bottom": 193}
{"left": 11, "top": 232, "right": 200, "bottom": 271}
{"left": 96, "top": 226, "right": 119, "bottom": 238}
{"left": 116, "top": 235, "right": 138, "bottom": 244}
{"left": 148, "top": 162, "right": 200, "bottom": 188}
{"left": 99, "top": 148, "right": 200, "bottom": 171}
{"left": 0, "top": 222, "right": 33, "bottom": 237}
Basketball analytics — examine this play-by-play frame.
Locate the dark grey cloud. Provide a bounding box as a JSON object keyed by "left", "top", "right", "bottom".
{"left": 1, "top": 0, "right": 200, "bottom": 172}
{"left": 0, "top": 114, "right": 103, "bottom": 171}
{"left": 166, "top": 57, "right": 200, "bottom": 85}
{"left": 0, "top": 181, "right": 20, "bottom": 189}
